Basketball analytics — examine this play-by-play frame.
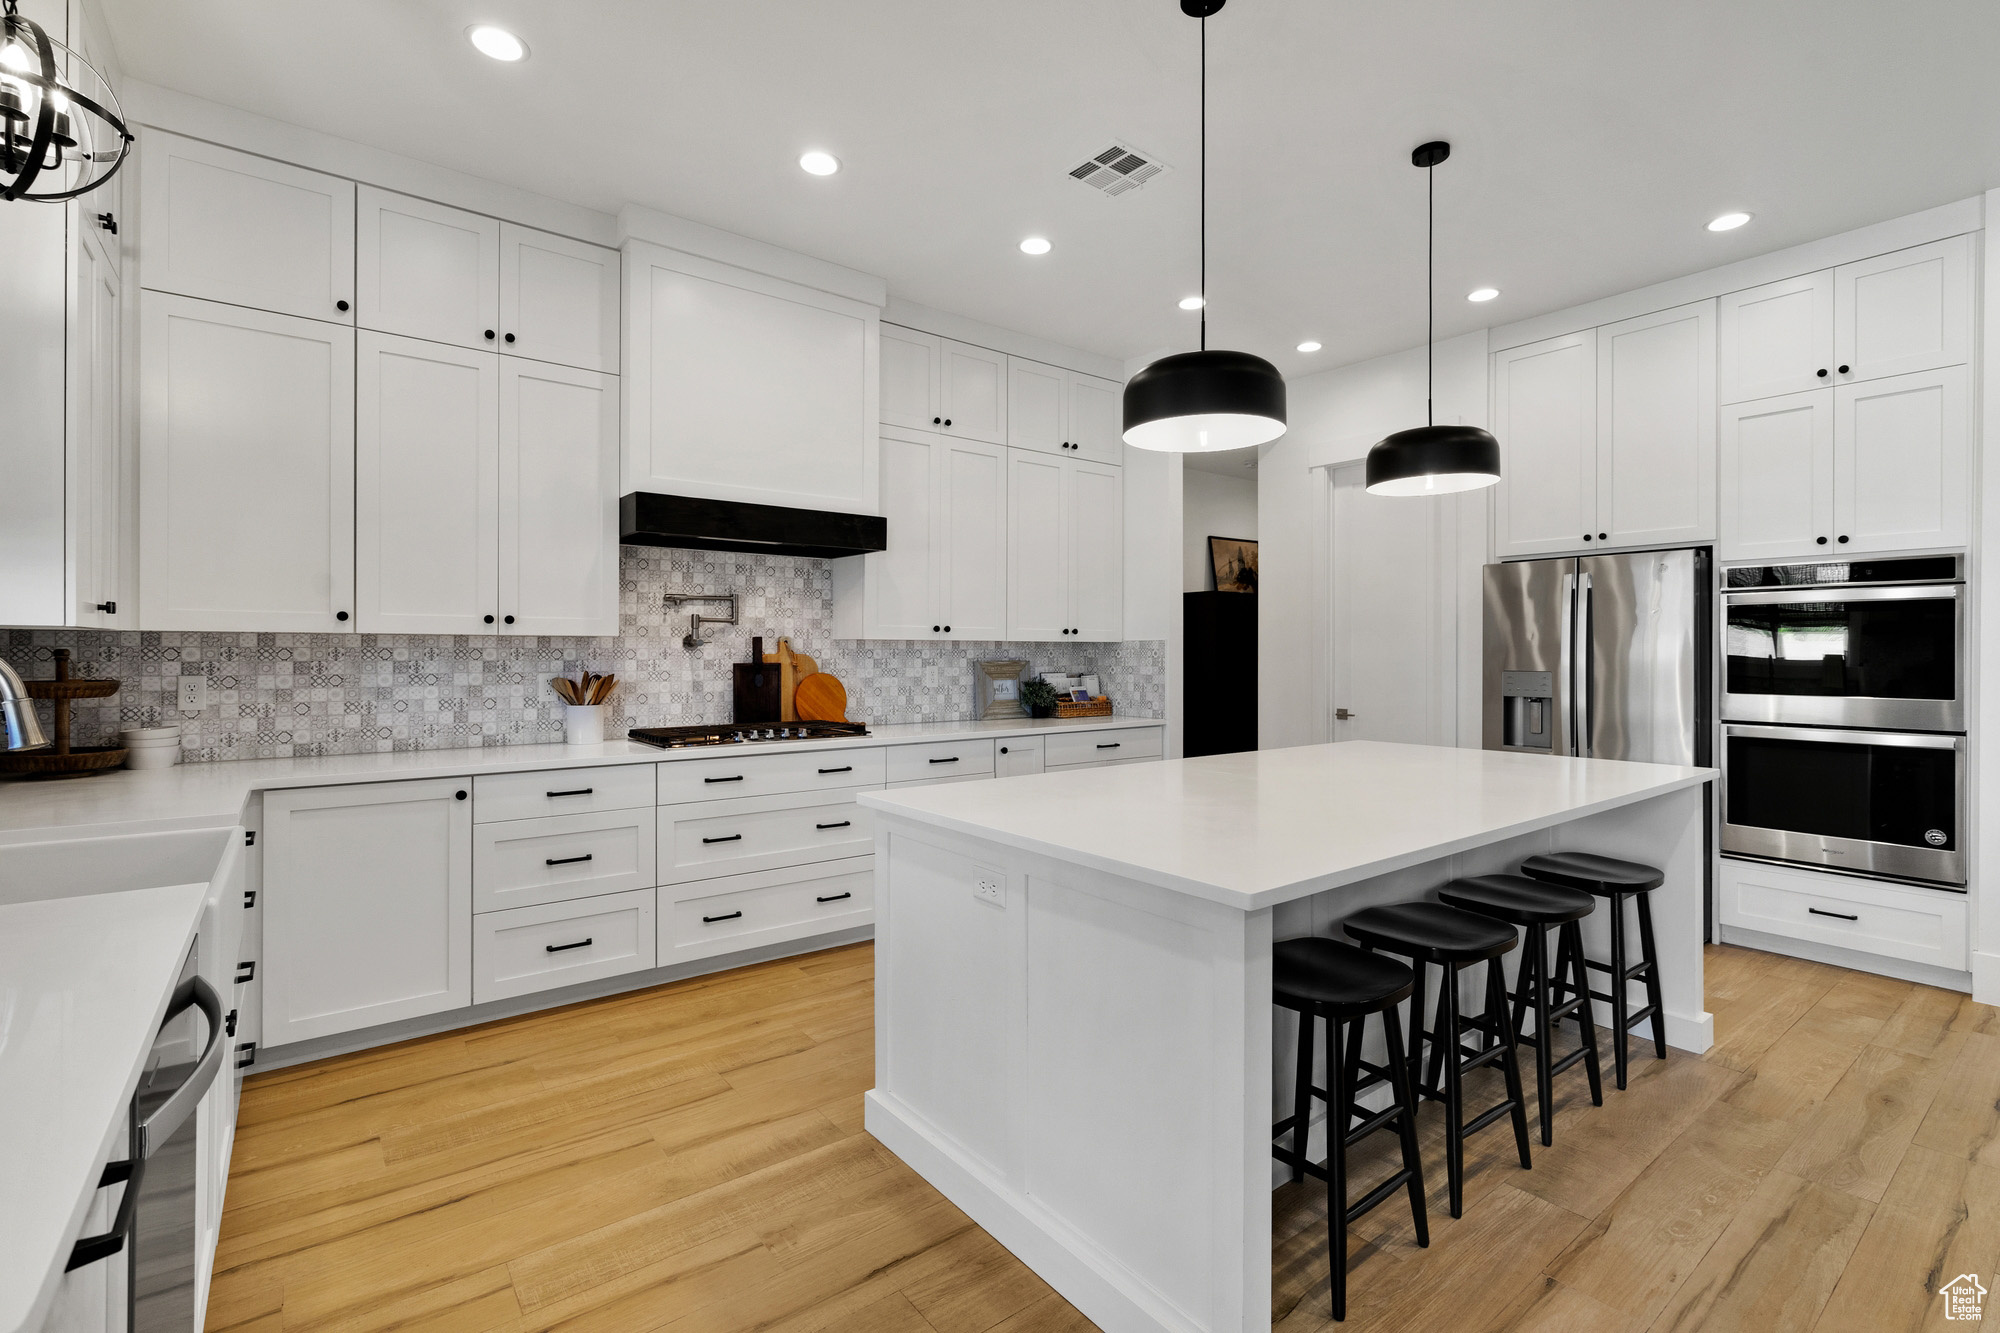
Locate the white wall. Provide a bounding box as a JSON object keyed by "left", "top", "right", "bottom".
{"left": 1182, "top": 469, "right": 1258, "bottom": 592}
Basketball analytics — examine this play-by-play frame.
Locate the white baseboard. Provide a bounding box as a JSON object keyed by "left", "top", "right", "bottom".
{"left": 1721, "top": 926, "right": 1972, "bottom": 994}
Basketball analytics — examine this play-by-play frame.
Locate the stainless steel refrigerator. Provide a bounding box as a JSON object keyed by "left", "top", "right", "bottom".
{"left": 1483, "top": 548, "right": 1711, "bottom": 767}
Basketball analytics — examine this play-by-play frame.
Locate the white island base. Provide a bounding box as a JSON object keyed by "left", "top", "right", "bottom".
{"left": 859, "top": 742, "right": 1712, "bottom": 1333}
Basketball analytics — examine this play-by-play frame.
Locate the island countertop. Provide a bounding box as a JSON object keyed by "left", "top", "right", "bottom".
{"left": 858, "top": 740, "right": 1713, "bottom": 910}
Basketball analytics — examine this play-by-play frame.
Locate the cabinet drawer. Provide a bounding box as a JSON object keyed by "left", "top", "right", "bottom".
{"left": 657, "top": 789, "right": 875, "bottom": 883}
{"left": 474, "top": 764, "right": 655, "bottom": 823}
{"left": 1719, "top": 859, "right": 1966, "bottom": 969}
{"left": 885, "top": 739, "right": 996, "bottom": 784}
{"left": 997, "top": 738, "right": 1045, "bottom": 777}
{"left": 473, "top": 888, "right": 656, "bottom": 1003}
{"left": 656, "top": 746, "right": 887, "bottom": 804}
{"left": 473, "top": 809, "right": 656, "bottom": 912}
{"left": 1045, "top": 726, "right": 1164, "bottom": 768}
{"left": 662, "top": 858, "right": 873, "bottom": 963}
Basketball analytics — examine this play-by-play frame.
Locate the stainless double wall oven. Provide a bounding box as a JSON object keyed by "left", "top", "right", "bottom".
{"left": 1721, "top": 554, "right": 1966, "bottom": 886}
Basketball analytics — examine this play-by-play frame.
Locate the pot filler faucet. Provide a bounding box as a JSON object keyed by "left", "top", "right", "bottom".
{"left": 0, "top": 656, "right": 50, "bottom": 751}
{"left": 661, "top": 593, "right": 739, "bottom": 650}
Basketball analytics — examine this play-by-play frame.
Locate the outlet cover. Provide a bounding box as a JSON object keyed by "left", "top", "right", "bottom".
{"left": 177, "top": 676, "right": 207, "bottom": 711}
{"left": 974, "top": 874, "right": 1004, "bottom": 907}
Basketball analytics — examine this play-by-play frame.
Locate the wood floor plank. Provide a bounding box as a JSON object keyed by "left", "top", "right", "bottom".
{"left": 1720, "top": 997, "right": 1885, "bottom": 1121}
{"left": 1911, "top": 1031, "right": 2000, "bottom": 1167}
{"left": 1813, "top": 1146, "right": 2000, "bottom": 1333}
{"left": 1775, "top": 1043, "right": 1950, "bottom": 1203}
{"left": 1872, "top": 983, "right": 1972, "bottom": 1061}
{"left": 1480, "top": 1275, "right": 1642, "bottom": 1333}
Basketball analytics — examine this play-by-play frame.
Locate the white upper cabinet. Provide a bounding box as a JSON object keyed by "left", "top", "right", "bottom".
{"left": 1066, "top": 373, "right": 1125, "bottom": 465}
{"left": 66, "top": 212, "right": 123, "bottom": 629}
{"left": 356, "top": 186, "right": 499, "bottom": 351}
{"left": 355, "top": 332, "right": 499, "bottom": 635}
{"left": 1835, "top": 366, "right": 1968, "bottom": 555}
{"left": 1007, "top": 357, "right": 1125, "bottom": 463}
{"left": 1006, "top": 449, "right": 1122, "bottom": 641}
{"left": 1718, "top": 271, "right": 1833, "bottom": 403}
{"left": 1594, "top": 301, "right": 1715, "bottom": 549}
{"left": 0, "top": 136, "right": 71, "bottom": 628}
{"left": 499, "top": 223, "right": 620, "bottom": 374}
{"left": 939, "top": 341, "right": 1007, "bottom": 443}
{"left": 625, "top": 242, "right": 878, "bottom": 512}
{"left": 1719, "top": 390, "right": 1833, "bottom": 561}
{"left": 1834, "top": 237, "right": 1972, "bottom": 384}
{"left": 1491, "top": 331, "right": 1597, "bottom": 558}
{"left": 140, "top": 292, "right": 356, "bottom": 632}
{"left": 881, "top": 326, "right": 943, "bottom": 431}
{"left": 500, "top": 359, "right": 619, "bottom": 635}
{"left": 139, "top": 131, "right": 355, "bottom": 324}
{"left": 1067, "top": 459, "right": 1124, "bottom": 640}
{"left": 936, "top": 436, "right": 1010, "bottom": 639}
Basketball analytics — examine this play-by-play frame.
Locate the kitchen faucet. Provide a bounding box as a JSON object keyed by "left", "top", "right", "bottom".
{"left": 0, "top": 655, "right": 50, "bottom": 751}
{"left": 661, "top": 592, "right": 739, "bottom": 649}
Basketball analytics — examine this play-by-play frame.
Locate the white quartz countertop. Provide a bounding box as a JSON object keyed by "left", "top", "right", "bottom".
{"left": 859, "top": 740, "right": 1714, "bottom": 910}
{"left": 0, "top": 716, "right": 1164, "bottom": 844}
{"left": 0, "top": 883, "right": 208, "bottom": 1333}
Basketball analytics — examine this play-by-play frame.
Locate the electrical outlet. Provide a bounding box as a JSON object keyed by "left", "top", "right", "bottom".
{"left": 974, "top": 874, "right": 1004, "bottom": 908}
{"left": 177, "top": 676, "right": 207, "bottom": 711}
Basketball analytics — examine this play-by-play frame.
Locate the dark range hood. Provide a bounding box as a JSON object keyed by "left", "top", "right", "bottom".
{"left": 620, "top": 492, "right": 887, "bottom": 559}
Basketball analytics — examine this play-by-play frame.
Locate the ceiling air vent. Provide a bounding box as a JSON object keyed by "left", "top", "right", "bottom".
{"left": 1068, "top": 142, "right": 1168, "bottom": 197}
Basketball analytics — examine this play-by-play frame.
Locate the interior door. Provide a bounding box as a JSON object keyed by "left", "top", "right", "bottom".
{"left": 1330, "top": 463, "right": 1454, "bottom": 744}
{"left": 1006, "top": 449, "right": 1068, "bottom": 640}
{"left": 500, "top": 359, "right": 619, "bottom": 635}
{"left": 1835, "top": 366, "right": 1968, "bottom": 554}
{"left": 937, "top": 438, "right": 1009, "bottom": 639}
{"left": 1066, "top": 458, "right": 1124, "bottom": 641}
{"left": 356, "top": 186, "right": 498, "bottom": 351}
{"left": 498, "top": 223, "right": 620, "bottom": 374}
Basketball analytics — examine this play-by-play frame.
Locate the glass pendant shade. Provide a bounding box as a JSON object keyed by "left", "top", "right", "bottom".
{"left": 1122, "top": 349, "right": 1287, "bottom": 452}
{"left": 1364, "top": 423, "right": 1501, "bottom": 496}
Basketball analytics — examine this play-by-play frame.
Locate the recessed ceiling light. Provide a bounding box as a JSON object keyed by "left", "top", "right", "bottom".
{"left": 1707, "top": 211, "right": 1751, "bottom": 232}
{"left": 1178, "top": 295, "right": 1205, "bottom": 311}
{"left": 1019, "top": 236, "right": 1051, "bottom": 256}
{"left": 1467, "top": 287, "right": 1499, "bottom": 303}
{"left": 1296, "top": 340, "right": 1321, "bottom": 353}
{"left": 798, "top": 150, "right": 841, "bottom": 177}
{"left": 467, "top": 25, "right": 526, "bottom": 61}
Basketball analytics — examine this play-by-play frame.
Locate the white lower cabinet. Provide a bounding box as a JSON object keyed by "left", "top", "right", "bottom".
{"left": 473, "top": 808, "right": 656, "bottom": 912}
{"left": 262, "top": 778, "right": 472, "bottom": 1047}
{"left": 996, "top": 738, "right": 1044, "bottom": 777}
{"left": 1718, "top": 857, "right": 1967, "bottom": 972}
{"left": 662, "top": 858, "right": 874, "bottom": 963}
{"left": 473, "top": 887, "right": 656, "bottom": 1003}
{"left": 886, "top": 738, "right": 996, "bottom": 783}
{"left": 1045, "top": 725, "right": 1164, "bottom": 769}
{"left": 656, "top": 789, "right": 876, "bottom": 883}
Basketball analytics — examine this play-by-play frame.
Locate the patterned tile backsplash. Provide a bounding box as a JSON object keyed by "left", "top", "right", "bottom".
{"left": 3, "top": 547, "right": 1166, "bottom": 763}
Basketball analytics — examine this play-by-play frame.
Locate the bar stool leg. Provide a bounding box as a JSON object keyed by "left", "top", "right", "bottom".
{"left": 1636, "top": 893, "right": 1668, "bottom": 1061}
{"left": 1440, "top": 962, "right": 1466, "bottom": 1219}
{"left": 1380, "top": 1014, "right": 1429, "bottom": 1250}
{"left": 1404, "top": 958, "right": 1430, "bottom": 1104}
{"left": 1425, "top": 965, "right": 1452, "bottom": 1101}
{"left": 1326, "top": 1005, "right": 1350, "bottom": 1321}
{"left": 1525, "top": 925, "right": 1556, "bottom": 1147}
{"left": 1607, "top": 891, "right": 1631, "bottom": 1090}
{"left": 1290, "top": 1005, "right": 1314, "bottom": 1183}
{"left": 1558, "top": 922, "right": 1604, "bottom": 1107}
{"left": 1488, "top": 959, "right": 1533, "bottom": 1169}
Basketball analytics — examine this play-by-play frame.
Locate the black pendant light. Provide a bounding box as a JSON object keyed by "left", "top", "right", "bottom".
{"left": 0, "top": 0, "right": 131, "bottom": 203}
{"left": 1122, "top": 0, "right": 1286, "bottom": 454}
{"left": 1364, "top": 141, "right": 1501, "bottom": 496}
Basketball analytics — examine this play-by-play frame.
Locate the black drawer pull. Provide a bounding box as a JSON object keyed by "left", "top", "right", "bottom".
{"left": 818, "top": 765, "right": 853, "bottom": 774}
{"left": 1096, "top": 742, "right": 1121, "bottom": 749}
{"left": 702, "top": 834, "right": 743, "bottom": 844}
{"left": 243, "top": 889, "right": 256, "bottom": 909}
{"left": 236, "top": 1043, "right": 257, "bottom": 1070}
{"left": 546, "top": 787, "right": 594, "bottom": 797}
{"left": 1808, "top": 907, "right": 1860, "bottom": 922}
{"left": 816, "top": 892, "right": 853, "bottom": 903}
{"left": 545, "top": 938, "right": 593, "bottom": 953}
{"left": 545, "top": 854, "right": 594, "bottom": 866}
{"left": 225, "top": 1009, "right": 238, "bottom": 1037}
{"left": 702, "top": 911, "right": 743, "bottom": 924}
{"left": 816, "top": 820, "right": 852, "bottom": 830}
{"left": 234, "top": 961, "right": 255, "bottom": 984}
{"left": 704, "top": 775, "right": 746, "bottom": 784}
{"left": 929, "top": 756, "right": 960, "bottom": 764}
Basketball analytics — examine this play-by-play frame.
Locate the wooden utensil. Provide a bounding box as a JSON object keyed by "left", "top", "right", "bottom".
{"left": 793, "top": 671, "right": 848, "bottom": 723}
{"left": 762, "top": 638, "right": 800, "bottom": 721}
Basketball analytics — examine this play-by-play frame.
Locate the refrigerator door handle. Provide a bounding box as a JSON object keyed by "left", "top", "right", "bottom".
{"left": 1576, "top": 571, "right": 1595, "bottom": 758}
{"left": 1558, "top": 572, "right": 1576, "bottom": 754}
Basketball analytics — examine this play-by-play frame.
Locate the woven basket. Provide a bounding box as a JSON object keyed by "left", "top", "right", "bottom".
{"left": 1054, "top": 696, "right": 1113, "bottom": 718}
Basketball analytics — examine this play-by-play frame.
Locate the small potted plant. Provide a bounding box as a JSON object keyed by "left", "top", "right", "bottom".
{"left": 1021, "top": 678, "right": 1059, "bottom": 719}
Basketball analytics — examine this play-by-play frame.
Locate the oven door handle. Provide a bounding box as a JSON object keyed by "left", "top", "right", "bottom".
{"left": 137, "top": 975, "right": 227, "bottom": 1160}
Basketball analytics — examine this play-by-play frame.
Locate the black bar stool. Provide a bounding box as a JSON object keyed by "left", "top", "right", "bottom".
{"left": 1521, "top": 851, "right": 1667, "bottom": 1089}
{"left": 1341, "top": 903, "right": 1532, "bottom": 1219}
{"left": 1437, "top": 874, "right": 1603, "bottom": 1146}
{"left": 1272, "top": 937, "right": 1429, "bottom": 1322}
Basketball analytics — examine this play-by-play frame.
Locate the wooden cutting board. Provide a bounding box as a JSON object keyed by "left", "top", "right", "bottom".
{"left": 793, "top": 672, "right": 848, "bottom": 723}
{"left": 761, "top": 640, "right": 822, "bottom": 721}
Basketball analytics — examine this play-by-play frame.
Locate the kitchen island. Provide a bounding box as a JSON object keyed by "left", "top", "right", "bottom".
{"left": 858, "top": 740, "right": 1712, "bottom": 1333}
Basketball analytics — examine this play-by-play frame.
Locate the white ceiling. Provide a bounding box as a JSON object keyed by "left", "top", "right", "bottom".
{"left": 1183, "top": 446, "right": 1259, "bottom": 478}
{"left": 96, "top": 0, "right": 2000, "bottom": 375}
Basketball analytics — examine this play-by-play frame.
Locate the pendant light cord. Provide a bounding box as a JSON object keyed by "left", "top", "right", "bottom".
{"left": 1199, "top": 8, "right": 1207, "bottom": 353}
{"left": 1426, "top": 152, "right": 1434, "bottom": 427}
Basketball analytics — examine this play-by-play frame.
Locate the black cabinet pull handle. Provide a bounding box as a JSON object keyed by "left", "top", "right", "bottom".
{"left": 704, "top": 775, "right": 745, "bottom": 784}
{"left": 456, "top": 790, "right": 467, "bottom": 800}
{"left": 95, "top": 600, "right": 116, "bottom": 613}
{"left": 933, "top": 416, "right": 941, "bottom": 424}
{"left": 816, "top": 892, "right": 853, "bottom": 903}
{"left": 96, "top": 210, "right": 116, "bottom": 234}
{"left": 243, "top": 889, "right": 256, "bottom": 909}
{"left": 702, "top": 911, "right": 743, "bottom": 924}
{"left": 818, "top": 765, "right": 852, "bottom": 774}
{"left": 505, "top": 332, "right": 516, "bottom": 343}
{"left": 1808, "top": 907, "right": 1859, "bottom": 921}
{"left": 1838, "top": 364, "right": 1850, "bottom": 374}
{"left": 336, "top": 611, "right": 349, "bottom": 621}
{"left": 943, "top": 625, "right": 951, "bottom": 632}
{"left": 236, "top": 1042, "right": 257, "bottom": 1069}
{"left": 1598, "top": 532, "right": 1608, "bottom": 541}
{"left": 485, "top": 329, "right": 495, "bottom": 340}
{"left": 225, "top": 1009, "right": 238, "bottom": 1037}
{"left": 1837, "top": 535, "right": 1849, "bottom": 544}
{"left": 336, "top": 299, "right": 350, "bottom": 311}
{"left": 1816, "top": 536, "right": 1829, "bottom": 545}
{"left": 1000, "top": 746, "right": 1009, "bottom": 754}
{"left": 545, "top": 854, "right": 594, "bottom": 866}
{"left": 929, "top": 756, "right": 960, "bottom": 764}
{"left": 932, "top": 625, "right": 941, "bottom": 633}
{"left": 546, "top": 787, "right": 594, "bottom": 797}
{"left": 944, "top": 417, "right": 952, "bottom": 426}
{"left": 484, "top": 614, "right": 495, "bottom": 624}
{"left": 702, "top": 833, "right": 743, "bottom": 844}
{"left": 544, "top": 938, "right": 593, "bottom": 953}
{"left": 66, "top": 1156, "right": 138, "bottom": 1272}
{"left": 1581, "top": 534, "right": 1592, "bottom": 542}
{"left": 816, "top": 820, "right": 852, "bottom": 830}
{"left": 235, "top": 961, "right": 255, "bottom": 984}
{"left": 1816, "top": 368, "right": 1828, "bottom": 377}
{"left": 1096, "top": 742, "right": 1121, "bottom": 749}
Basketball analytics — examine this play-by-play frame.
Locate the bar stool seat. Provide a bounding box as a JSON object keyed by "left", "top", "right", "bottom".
{"left": 1341, "top": 901, "right": 1517, "bottom": 963}
{"left": 1519, "top": 851, "right": 1664, "bottom": 894}
{"left": 1438, "top": 874, "right": 1593, "bottom": 925}
{"left": 1521, "top": 851, "right": 1667, "bottom": 1089}
{"left": 1272, "top": 938, "right": 1428, "bottom": 1322}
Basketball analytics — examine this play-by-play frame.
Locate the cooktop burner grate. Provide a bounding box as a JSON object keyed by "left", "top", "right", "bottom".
{"left": 628, "top": 721, "right": 870, "bottom": 749}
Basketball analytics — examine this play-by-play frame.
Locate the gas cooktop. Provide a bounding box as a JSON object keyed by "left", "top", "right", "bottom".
{"left": 628, "top": 721, "right": 870, "bottom": 749}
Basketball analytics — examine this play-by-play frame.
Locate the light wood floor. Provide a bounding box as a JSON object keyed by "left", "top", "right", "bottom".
{"left": 205, "top": 942, "right": 2000, "bottom": 1333}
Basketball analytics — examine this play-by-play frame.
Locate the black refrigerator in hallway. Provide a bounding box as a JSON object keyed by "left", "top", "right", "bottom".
{"left": 1183, "top": 591, "right": 1256, "bottom": 756}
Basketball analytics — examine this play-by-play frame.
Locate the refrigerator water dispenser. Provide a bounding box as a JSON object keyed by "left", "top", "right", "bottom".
{"left": 1500, "top": 670, "right": 1554, "bottom": 750}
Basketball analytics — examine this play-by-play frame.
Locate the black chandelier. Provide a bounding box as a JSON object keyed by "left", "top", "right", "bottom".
{"left": 0, "top": 0, "right": 131, "bottom": 203}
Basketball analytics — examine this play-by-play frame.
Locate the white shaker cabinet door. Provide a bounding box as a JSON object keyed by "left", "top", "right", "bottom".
{"left": 1718, "top": 389, "right": 1833, "bottom": 562}
{"left": 1066, "top": 372, "right": 1125, "bottom": 465}
{"left": 1007, "top": 449, "right": 1069, "bottom": 641}
{"left": 937, "top": 437, "right": 1009, "bottom": 640}
{"left": 263, "top": 779, "right": 473, "bottom": 1048}
{"left": 499, "top": 223, "right": 620, "bottom": 374}
{"left": 1834, "top": 366, "right": 1968, "bottom": 555}
{"left": 1491, "top": 331, "right": 1596, "bottom": 558}
{"left": 880, "top": 324, "right": 942, "bottom": 430}
{"left": 1067, "top": 458, "right": 1124, "bottom": 641}
{"left": 356, "top": 187, "right": 499, "bottom": 352}
{"left": 500, "top": 359, "right": 620, "bottom": 636}
{"left": 65, "top": 215, "right": 122, "bottom": 629}
{"left": 864, "top": 430, "right": 942, "bottom": 638}
{"left": 1834, "top": 236, "right": 1972, "bottom": 384}
{"left": 1594, "top": 300, "right": 1715, "bottom": 549}
{"left": 139, "top": 131, "right": 355, "bottom": 324}
{"left": 1717, "top": 270, "right": 1834, "bottom": 403}
{"left": 1006, "top": 357, "right": 1067, "bottom": 455}
{"left": 940, "top": 340, "right": 1008, "bottom": 443}
{"left": 139, "top": 292, "right": 357, "bottom": 632}
{"left": 355, "top": 332, "right": 499, "bottom": 636}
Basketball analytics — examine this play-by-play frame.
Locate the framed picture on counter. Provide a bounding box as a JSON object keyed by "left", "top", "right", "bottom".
{"left": 976, "top": 659, "right": 1028, "bottom": 719}
{"left": 1209, "top": 536, "right": 1258, "bottom": 593}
